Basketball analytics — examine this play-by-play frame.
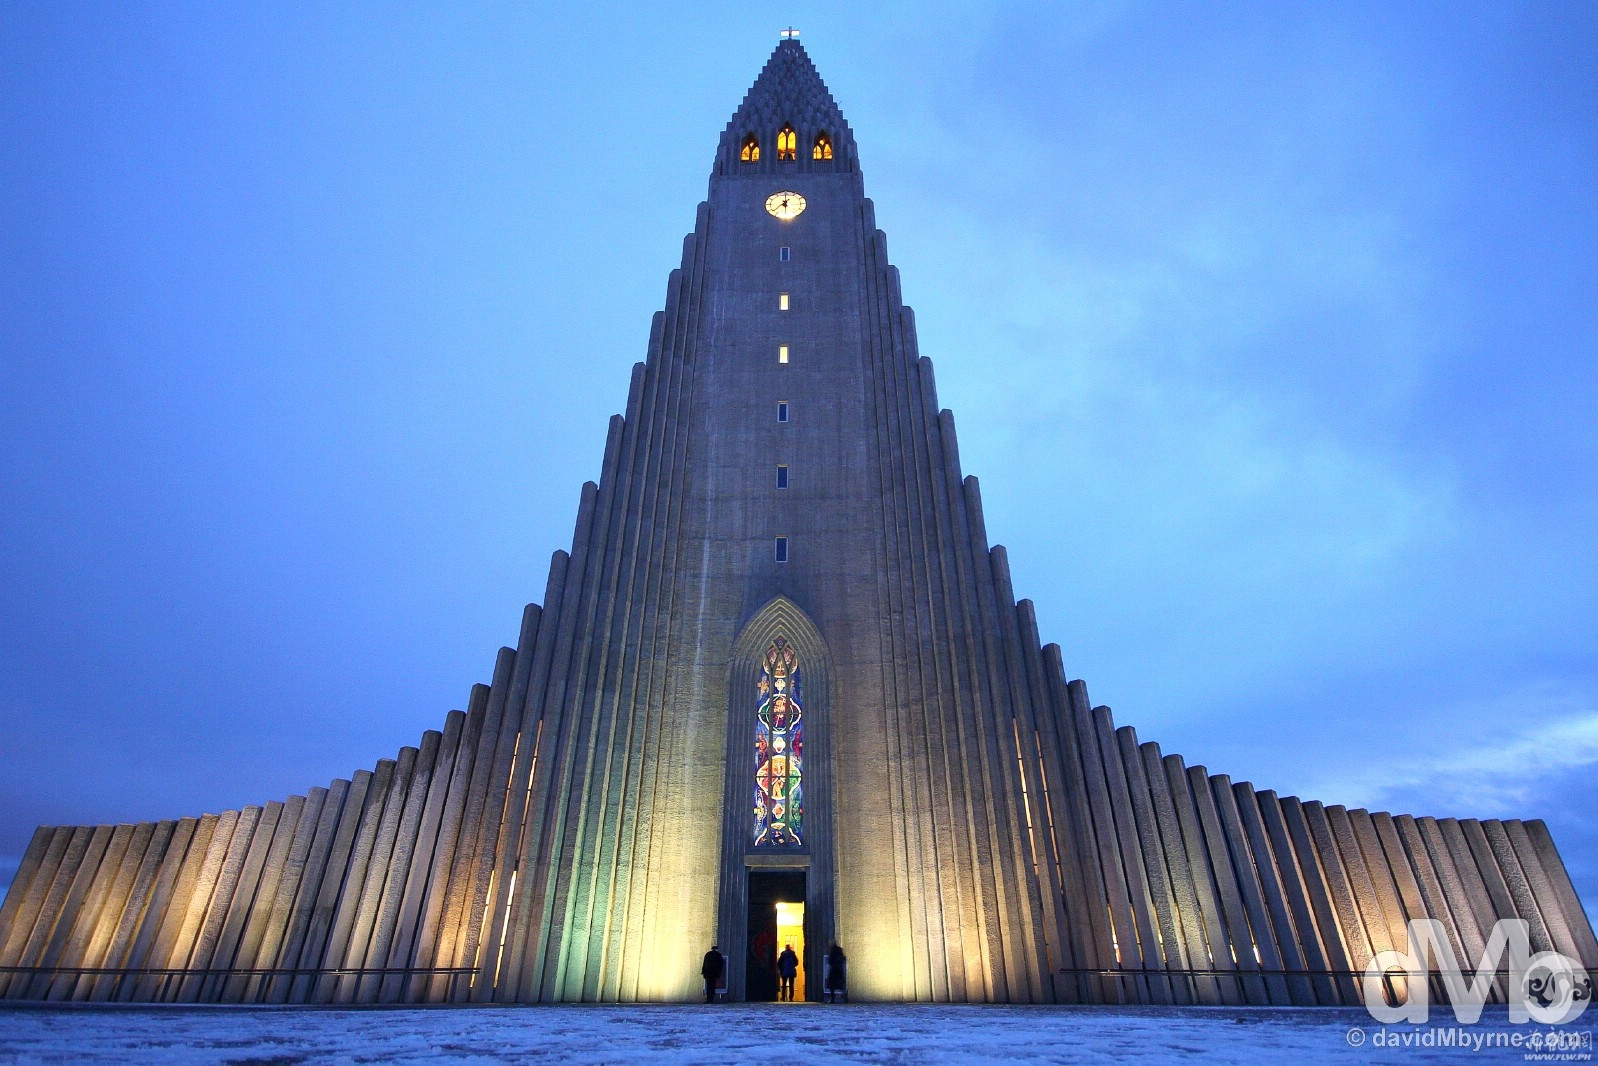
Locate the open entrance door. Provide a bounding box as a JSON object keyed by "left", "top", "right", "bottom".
{"left": 775, "top": 900, "right": 805, "bottom": 1000}
{"left": 746, "top": 870, "right": 806, "bottom": 1001}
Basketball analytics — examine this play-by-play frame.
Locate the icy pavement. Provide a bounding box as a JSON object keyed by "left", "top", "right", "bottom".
{"left": 0, "top": 1003, "right": 1589, "bottom": 1064}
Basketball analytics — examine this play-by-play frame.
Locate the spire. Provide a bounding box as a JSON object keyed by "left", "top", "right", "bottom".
{"left": 715, "top": 37, "right": 857, "bottom": 176}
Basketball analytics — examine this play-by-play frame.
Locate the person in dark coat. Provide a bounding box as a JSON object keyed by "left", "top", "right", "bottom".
{"left": 825, "top": 943, "right": 847, "bottom": 1003}
{"left": 777, "top": 944, "right": 799, "bottom": 1001}
{"left": 701, "top": 945, "right": 725, "bottom": 1003}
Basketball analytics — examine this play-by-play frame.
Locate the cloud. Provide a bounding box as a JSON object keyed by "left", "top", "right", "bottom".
{"left": 1311, "top": 684, "right": 1598, "bottom": 817}
{"left": 1305, "top": 689, "right": 1598, "bottom": 920}
{"left": 883, "top": 194, "right": 1461, "bottom": 703}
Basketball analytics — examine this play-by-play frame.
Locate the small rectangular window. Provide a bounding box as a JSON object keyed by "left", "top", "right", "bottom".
{"left": 779, "top": 246, "right": 790, "bottom": 262}
{"left": 778, "top": 345, "right": 789, "bottom": 364}
{"left": 776, "top": 464, "right": 789, "bottom": 489}
{"left": 777, "top": 401, "right": 789, "bottom": 422}
{"left": 775, "top": 537, "right": 789, "bottom": 563}
{"left": 779, "top": 292, "right": 790, "bottom": 311}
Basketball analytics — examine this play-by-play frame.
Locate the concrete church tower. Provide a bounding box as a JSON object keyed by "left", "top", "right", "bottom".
{"left": 2, "top": 37, "right": 1594, "bottom": 1007}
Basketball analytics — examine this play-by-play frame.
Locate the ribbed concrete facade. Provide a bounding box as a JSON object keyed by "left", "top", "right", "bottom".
{"left": 2, "top": 39, "right": 1593, "bottom": 1006}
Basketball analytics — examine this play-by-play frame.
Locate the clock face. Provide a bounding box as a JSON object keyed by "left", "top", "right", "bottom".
{"left": 765, "top": 191, "right": 806, "bottom": 220}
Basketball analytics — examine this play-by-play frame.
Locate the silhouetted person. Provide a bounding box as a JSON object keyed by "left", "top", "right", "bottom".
{"left": 701, "top": 945, "right": 725, "bottom": 1003}
{"left": 826, "top": 943, "right": 847, "bottom": 1003}
{"left": 777, "top": 944, "right": 798, "bottom": 1001}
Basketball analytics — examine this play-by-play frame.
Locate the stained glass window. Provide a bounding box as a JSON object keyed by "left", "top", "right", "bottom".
{"left": 741, "top": 134, "right": 760, "bottom": 162}
{"left": 777, "top": 125, "right": 797, "bottom": 161}
{"left": 754, "top": 637, "right": 803, "bottom": 846}
{"left": 812, "top": 132, "right": 833, "bottom": 161}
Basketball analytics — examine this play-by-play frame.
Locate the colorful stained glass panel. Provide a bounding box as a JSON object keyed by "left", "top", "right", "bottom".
{"left": 754, "top": 637, "right": 803, "bottom": 846}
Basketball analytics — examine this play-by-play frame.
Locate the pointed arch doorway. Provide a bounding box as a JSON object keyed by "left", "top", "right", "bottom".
{"left": 716, "top": 596, "right": 836, "bottom": 1001}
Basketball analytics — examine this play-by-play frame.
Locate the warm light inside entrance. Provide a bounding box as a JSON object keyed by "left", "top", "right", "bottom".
{"left": 775, "top": 900, "right": 805, "bottom": 1001}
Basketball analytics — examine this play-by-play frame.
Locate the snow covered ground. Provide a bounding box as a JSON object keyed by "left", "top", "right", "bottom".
{"left": 0, "top": 1003, "right": 1587, "bottom": 1063}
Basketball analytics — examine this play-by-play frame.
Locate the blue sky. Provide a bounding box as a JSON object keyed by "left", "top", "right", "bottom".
{"left": 2, "top": 1, "right": 1594, "bottom": 925}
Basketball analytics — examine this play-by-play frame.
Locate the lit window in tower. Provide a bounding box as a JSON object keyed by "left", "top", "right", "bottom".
{"left": 740, "top": 134, "right": 760, "bottom": 162}
{"left": 778, "top": 345, "right": 789, "bottom": 364}
{"left": 779, "top": 292, "right": 790, "bottom": 311}
{"left": 812, "top": 132, "right": 833, "bottom": 160}
{"left": 777, "top": 125, "right": 797, "bottom": 161}
{"left": 754, "top": 636, "right": 803, "bottom": 846}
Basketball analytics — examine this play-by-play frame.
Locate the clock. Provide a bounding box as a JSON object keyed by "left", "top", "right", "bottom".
{"left": 765, "top": 191, "right": 807, "bottom": 220}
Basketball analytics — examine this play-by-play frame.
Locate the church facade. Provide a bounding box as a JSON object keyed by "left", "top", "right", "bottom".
{"left": 1, "top": 39, "right": 1593, "bottom": 1007}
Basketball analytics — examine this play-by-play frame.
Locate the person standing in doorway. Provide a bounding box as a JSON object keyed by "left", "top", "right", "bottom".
{"left": 777, "top": 944, "right": 798, "bottom": 1002}
{"left": 701, "top": 945, "right": 725, "bottom": 1003}
{"left": 825, "top": 943, "right": 847, "bottom": 1003}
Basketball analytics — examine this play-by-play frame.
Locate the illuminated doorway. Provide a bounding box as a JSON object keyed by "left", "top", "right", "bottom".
{"left": 775, "top": 900, "right": 806, "bottom": 1001}
{"left": 746, "top": 870, "right": 806, "bottom": 1001}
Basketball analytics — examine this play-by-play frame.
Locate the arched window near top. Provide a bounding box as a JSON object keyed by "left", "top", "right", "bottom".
{"left": 812, "top": 132, "right": 833, "bottom": 161}
{"left": 777, "top": 124, "right": 797, "bottom": 161}
{"left": 740, "top": 134, "right": 760, "bottom": 163}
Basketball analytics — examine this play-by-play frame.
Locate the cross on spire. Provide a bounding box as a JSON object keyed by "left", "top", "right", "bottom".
{"left": 780, "top": 27, "right": 800, "bottom": 40}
